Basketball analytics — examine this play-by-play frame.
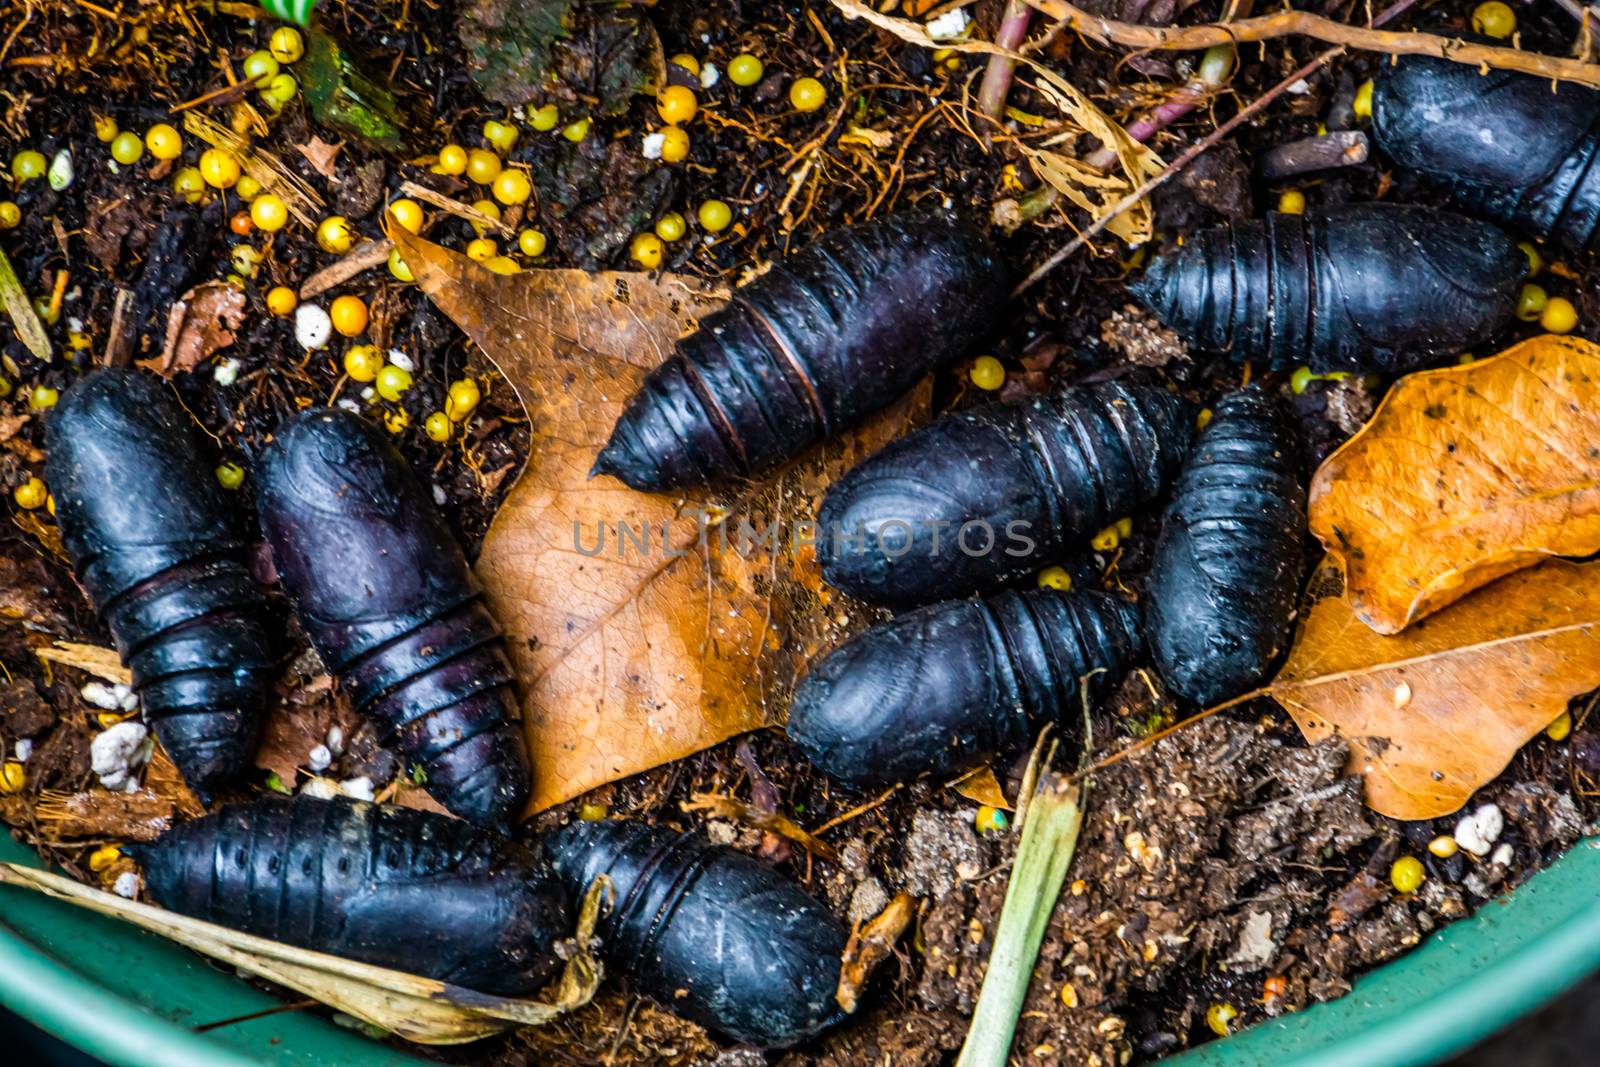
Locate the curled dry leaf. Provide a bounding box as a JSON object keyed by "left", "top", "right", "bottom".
{"left": 391, "top": 227, "right": 922, "bottom": 812}
{"left": 139, "top": 281, "right": 247, "bottom": 378}
{"left": 0, "top": 862, "right": 606, "bottom": 1044}
{"left": 679, "top": 793, "right": 840, "bottom": 864}
{"left": 829, "top": 0, "right": 1166, "bottom": 244}
{"left": 1310, "top": 336, "right": 1600, "bottom": 634}
{"left": 1271, "top": 560, "right": 1600, "bottom": 820}
{"left": 836, "top": 890, "right": 915, "bottom": 1013}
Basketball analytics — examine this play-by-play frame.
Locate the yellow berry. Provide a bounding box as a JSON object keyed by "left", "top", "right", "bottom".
{"left": 790, "top": 77, "right": 827, "bottom": 112}
{"left": 1290, "top": 365, "right": 1317, "bottom": 394}
{"left": 470, "top": 199, "right": 501, "bottom": 236}
{"left": 1519, "top": 240, "right": 1543, "bottom": 277}
{"left": 0, "top": 761, "right": 23, "bottom": 795}
{"left": 11, "top": 150, "right": 46, "bottom": 182}
{"left": 1037, "top": 565, "right": 1072, "bottom": 591}
{"left": 13, "top": 476, "right": 47, "bottom": 510}
{"left": 1472, "top": 0, "right": 1515, "bottom": 38}
{"left": 465, "top": 148, "right": 502, "bottom": 186}
{"left": 1390, "top": 855, "right": 1426, "bottom": 894}
{"left": 144, "top": 124, "right": 183, "bottom": 161}
{"left": 670, "top": 53, "right": 700, "bottom": 76}
{"left": 446, "top": 379, "right": 481, "bottom": 421}
{"left": 578, "top": 800, "right": 609, "bottom": 821}
{"left": 1547, "top": 710, "right": 1573, "bottom": 741}
{"left": 974, "top": 805, "right": 1009, "bottom": 833}
{"left": 235, "top": 174, "right": 262, "bottom": 201}
{"left": 199, "top": 148, "right": 241, "bottom": 189}
{"left": 316, "top": 215, "right": 354, "bottom": 254}
{"left": 1277, "top": 189, "right": 1306, "bottom": 215}
{"left": 266, "top": 286, "right": 298, "bottom": 316}
{"left": 384, "top": 408, "right": 410, "bottom": 435}
{"left": 0, "top": 202, "right": 19, "bottom": 229}
{"left": 969, "top": 355, "right": 1005, "bottom": 391}
{"left": 562, "top": 117, "right": 591, "bottom": 143}
{"left": 388, "top": 247, "right": 415, "bottom": 282}
{"left": 375, "top": 363, "right": 414, "bottom": 402}
{"left": 436, "top": 143, "right": 468, "bottom": 176}
{"left": 518, "top": 229, "right": 547, "bottom": 257}
{"left": 492, "top": 168, "right": 532, "bottom": 206}
{"left": 269, "top": 26, "right": 305, "bottom": 64}
{"left": 655, "top": 211, "right": 687, "bottom": 242}
{"left": 1091, "top": 524, "right": 1121, "bottom": 552}
{"left": 109, "top": 132, "right": 144, "bottom": 166}
{"left": 215, "top": 462, "right": 246, "bottom": 490}
{"left": 1517, "top": 283, "right": 1548, "bottom": 322}
{"left": 482, "top": 119, "right": 519, "bottom": 155}
{"left": 329, "top": 294, "right": 368, "bottom": 337}
{"left": 242, "top": 49, "right": 280, "bottom": 84}
{"left": 94, "top": 116, "right": 119, "bottom": 143}
{"left": 172, "top": 166, "right": 205, "bottom": 202}
{"left": 387, "top": 197, "right": 424, "bottom": 233}
{"left": 1115, "top": 516, "right": 1133, "bottom": 538}
{"left": 698, "top": 199, "right": 733, "bottom": 232}
{"left": 1353, "top": 80, "right": 1374, "bottom": 120}
{"left": 466, "top": 237, "right": 498, "bottom": 262}
{"left": 657, "top": 85, "right": 698, "bottom": 124}
{"left": 728, "top": 53, "right": 764, "bottom": 87}
{"left": 27, "top": 385, "right": 58, "bottom": 411}
{"left": 261, "top": 73, "right": 298, "bottom": 106}
{"left": 484, "top": 255, "right": 522, "bottom": 275}
{"left": 630, "top": 232, "right": 664, "bottom": 269}
{"left": 1428, "top": 835, "right": 1459, "bottom": 858}
{"left": 424, "top": 411, "right": 452, "bottom": 442}
{"left": 343, "top": 344, "right": 382, "bottom": 382}
{"left": 1206, "top": 1003, "right": 1237, "bottom": 1038}
{"left": 1543, "top": 296, "right": 1579, "bottom": 334}
{"left": 250, "top": 193, "right": 288, "bottom": 232}
{"left": 658, "top": 125, "right": 690, "bottom": 164}
{"left": 530, "top": 104, "right": 560, "bottom": 132}
{"left": 88, "top": 844, "right": 122, "bottom": 872}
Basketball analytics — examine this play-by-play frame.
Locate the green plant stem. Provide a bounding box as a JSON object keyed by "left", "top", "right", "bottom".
{"left": 0, "top": 244, "right": 50, "bottom": 362}
{"left": 954, "top": 772, "right": 1084, "bottom": 1067}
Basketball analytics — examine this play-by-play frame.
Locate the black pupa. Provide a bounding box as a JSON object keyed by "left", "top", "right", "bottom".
{"left": 135, "top": 795, "right": 570, "bottom": 994}
{"left": 817, "top": 379, "right": 1193, "bottom": 608}
{"left": 545, "top": 820, "right": 848, "bottom": 1047}
{"left": 594, "top": 214, "right": 1009, "bottom": 492}
{"left": 787, "top": 589, "right": 1142, "bottom": 787}
{"left": 46, "top": 368, "right": 274, "bottom": 796}
{"left": 1372, "top": 55, "right": 1600, "bottom": 258}
{"left": 1144, "top": 388, "right": 1306, "bottom": 706}
{"left": 257, "top": 410, "right": 530, "bottom": 828}
{"left": 1130, "top": 203, "right": 1522, "bottom": 372}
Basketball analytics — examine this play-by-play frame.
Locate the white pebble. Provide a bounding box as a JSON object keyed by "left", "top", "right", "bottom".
{"left": 387, "top": 350, "right": 414, "bottom": 372}
{"left": 325, "top": 724, "right": 344, "bottom": 756}
{"left": 213, "top": 358, "right": 241, "bottom": 386}
{"left": 111, "top": 871, "right": 139, "bottom": 899}
{"left": 299, "top": 776, "right": 340, "bottom": 799}
{"left": 81, "top": 682, "right": 120, "bottom": 709}
{"left": 294, "top": 304, "right": 333, "bottom": 350}
{"left": 1490, "top": 843, "right": 1514, "bottom": 866}
{"left": 48, "top": 149, "right": 74, "bottom": 191}
{"left": 700, "top": 63, "right": 720, "bottom": 90}
{"left": 336, "top": 398, "right": 362, "bottom": 414}
{"left": 91, "top": 722, "right": 151, "bottom": 791}
{"left": 1287, "top": 79, "right": 1311, "bottom": 95}
{"left": 359, "top": 386, "right": 376, "bottom": 402}
{"left": 340, "top": 776, "right": 375, "bottom": 801}
{"left": 927, "top": 8, "right": 970, "bottom": 40}
{"left": 14, "top": 739, "right": 32, "bottom": 762}
{"left": 118, "top": 691, "right": 140, "bottom": 712}
{"left": 307, "top": 743, "right": 333, "bottom": 772}
{"left": 432, "top": 483, "right": 447, "bottom": 506}
{"left": 1455, "top": 803, "right": 1504, "bottom": 857}
{"left": 641, "top": 132, "right": 665, "bottom": 160}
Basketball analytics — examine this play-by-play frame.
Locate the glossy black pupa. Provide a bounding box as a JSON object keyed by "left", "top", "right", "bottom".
{"left": 46, "top": 368, "right": 275, "bottom": 796}
{"left": 1372, "top": 55, "right": 1600, "bottom": 258}
{"left": 134, "top": 795, "right": 570, "bottom": 994}
{"left": 545, "top": 819, "right": 848, "bottom": 1048}
{"left": 1129, "top": 203, "right": 1523, "bottom": 372}
{"left": 787, "top": 589, "right": 1142, "bottom": 787}
{"left": 1144, "top": 388, "right": 1306, "bottom": 706}
{"left": 817, "top": 379, "right": 1193, "bottom": 608}
{"left": 257, "top": 409, "right": 530, "bottom": 828}
{"left": 594, "top": 214, "right": 1009, "bottom": 492}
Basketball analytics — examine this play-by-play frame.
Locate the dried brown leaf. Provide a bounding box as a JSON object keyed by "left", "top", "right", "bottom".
{"left": 392, "top": 226, "right": 919, "bottom": 812}
{"left": 1272, "top": 560, "right": 1600, "bottom": 820}
{"left": 837, "top": 890, "right": 915, "bottom": 1013}
{"left": 680, "top": 793, "right": 841, "bottom": 864}
{"left": 1309, "top": 336, "right": 1600, "bottom": 634}
{"left": 140, "top": 281, "right": 246, "bottom": 378}
{"left": 295, "top": 135, "right": 343, "bottom": 178}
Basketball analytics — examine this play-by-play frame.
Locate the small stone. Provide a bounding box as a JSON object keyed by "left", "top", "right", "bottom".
{"left": 295, "top": 304, "right": 333, "bottom": 350}
{"left": 1490, "top": 842, "right": 1514, "bottom": 867}
{"left": 848, "top": 875, "right": 889, "bottom": 924}
{"left": 307, "top": 743, "right": 333, "bottom": 772}
{"left": 1455, "top": 803, "right": 1504, "bottom": 856}
{"left": 112, "top": 871, "right": 139, "bottom": 898}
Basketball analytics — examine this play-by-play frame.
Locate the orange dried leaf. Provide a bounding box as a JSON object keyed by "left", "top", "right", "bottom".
{"left": 837, "top": 890, "right": 915, "bottom": 1013}
{"left": 1309, "top": 335, "right": 1600, "bottom": 634}
{"left": 392, "top": 227, "right": 918, "bottom": 813}
{"left": 1271, "top": 560, "right": 1600, "bottom": 820}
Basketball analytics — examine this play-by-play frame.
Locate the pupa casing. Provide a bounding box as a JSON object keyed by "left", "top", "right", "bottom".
{"left": 46, "top": 368, "right": 274, "bottom": 796}
{"left": 136, "top": 795, "right": 570, "bottom": 994}
{"left": 257, "top": 410, "right": 530, "bottom": 827}
{"left": 594, "top": 214, "right": 1009, "bottom": 492}
{"left": 1145, "top": 387, "right": 1306, "bottom": 705}
{"left": 545, "top": 820, "right": 848, "bottom": 1048}
{"left": 1372, "top": 56, "right": 1600, "bottom": 257}
{"left": 787, "top": 589, "right": 1142, "bottom": 787}
{"left": 1129, "top": 203, "right": 1522, "bottom": 372}
{"left": 817, "top": 379, "right": 1194, "bottom": 608}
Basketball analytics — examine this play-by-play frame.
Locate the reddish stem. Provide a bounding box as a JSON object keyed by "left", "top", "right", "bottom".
{"left": 978, "top": 0, "right": 1035, "bottom": 119}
